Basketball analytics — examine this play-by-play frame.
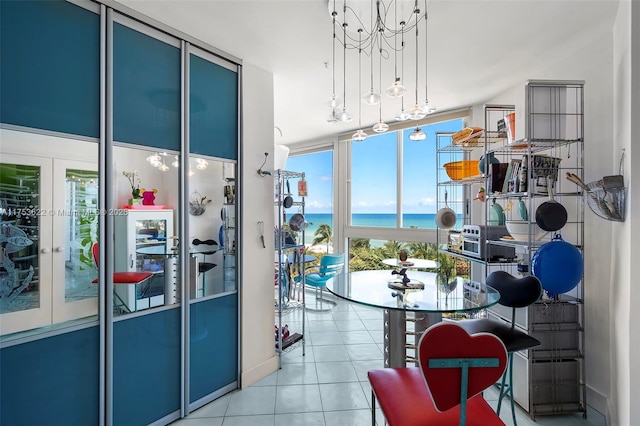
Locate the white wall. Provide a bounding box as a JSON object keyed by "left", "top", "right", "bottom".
{"left": 239, "top": 62, "right": 280, "bottom": 387}
{"left": 611, "top": 1, "right": 638, "bottom": 425}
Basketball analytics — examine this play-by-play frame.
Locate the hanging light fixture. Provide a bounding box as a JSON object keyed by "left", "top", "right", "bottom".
{"left": 420, "top": 0, "right": 436, "bottom": 115}
{"left": 409, "top": 4, "right": 426, "bottom": 121}
{"left": 394, "top": 21, "right": 410, "bottom": 121}
{"left": 146, "top": 152, "right": 162, "bottom": 168}
{"left": 338, "top": 21, "right": 352, "bottom": 123}
{"left": 409, "top": 126, "right": 426, "bottom": 141}
{"left": 352, "top": 29, "right": 368, "bottom": 142}
{"left": 362, "top": 0, "right": 381, "bottom": 106}
{"left": 326, "top": 2, "right": 342, "bottom": 116}
{"left": 385, "top": 1, "right": 406, "bottom": 98}
{"left": 158, "top": 155, "right": 170, "bottom": 172}
{"left": 328, "top": 1, "right": 430, "bottom": 131}
{"left": 372, "top": 45, "right": 389, "bottom": 133}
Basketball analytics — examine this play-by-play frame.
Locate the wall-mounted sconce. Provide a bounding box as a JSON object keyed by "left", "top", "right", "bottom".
{"left": 257, "top": 152, "right": 271, "bottom": 177}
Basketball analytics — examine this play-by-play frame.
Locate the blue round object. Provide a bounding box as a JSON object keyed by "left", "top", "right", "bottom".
{"left": 531, "top": 234, "right": 583, "bottom": 296}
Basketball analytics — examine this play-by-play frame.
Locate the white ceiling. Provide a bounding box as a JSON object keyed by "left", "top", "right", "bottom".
{"left": 115, "top": 0, "right": 619, "bottom": 146}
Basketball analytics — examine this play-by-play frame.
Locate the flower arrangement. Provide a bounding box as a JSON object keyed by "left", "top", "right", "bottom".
{"left": 122, "top": 171, "right": 142, "bottom": 199}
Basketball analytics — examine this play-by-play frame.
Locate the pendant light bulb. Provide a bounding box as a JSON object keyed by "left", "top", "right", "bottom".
{"left": 420, "top": 100, "right": 437, "bottom": 115}
{"left": 326, "top": 95, "right": 343, "bottom": 110}
{"left": 395, "top": 109, "right": 411, "bottom": 121}
{"left": 352, "top": 129, "right": 368, "bottom": 142}
{"left": 373, "top": 121, "right": 389, "bottom": 133}
{"left": 386, "top": 79, "right": 407, "bottom": 98}
{"left": 338, "top": 108, "right": 352, "bottom": 123}
{"left": 362, "top": 90, "right": 381, "bottom": 105}
{"left": 409, "top": 103, "right": 426, "bottom": 121}
{"left": 409, "top": 127, "right": 426, "bottom": 141}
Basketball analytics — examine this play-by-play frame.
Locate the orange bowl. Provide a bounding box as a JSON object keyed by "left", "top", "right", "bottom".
{"left": 444, "top": 160, "right": 480, "bottom": 180}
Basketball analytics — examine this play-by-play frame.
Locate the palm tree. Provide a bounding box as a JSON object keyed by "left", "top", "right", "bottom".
{"left": 378, "top": 240, "right": 405, "bottom": 260}
{"left": 312, "top": 224, "right": 333, "bottom": 252}
{"left": 350, "top": 238, "right": 370, "bottom": 250}
{"left": 406, "top": 242, "right": 437, "bottom": 260}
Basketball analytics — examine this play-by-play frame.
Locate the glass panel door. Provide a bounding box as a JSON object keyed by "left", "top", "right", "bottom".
{"left": 0, "top": 154, "right": 53, "bottom": 336}
{"left": 52, "top": 160, "right": 99, "bottom": 323}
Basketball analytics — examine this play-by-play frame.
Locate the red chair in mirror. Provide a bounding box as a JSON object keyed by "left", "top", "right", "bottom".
{"left": 91, "top": 242, "right": 154, "bottom": 313}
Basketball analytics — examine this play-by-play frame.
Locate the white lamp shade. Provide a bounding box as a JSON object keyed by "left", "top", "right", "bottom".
{"left": 274, "top": 144, "right": 290, "bottom": 171}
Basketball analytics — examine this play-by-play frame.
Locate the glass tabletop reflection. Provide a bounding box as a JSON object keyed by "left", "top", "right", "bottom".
{"left": 325, "top": 270, "right": 500, "bottom": 314}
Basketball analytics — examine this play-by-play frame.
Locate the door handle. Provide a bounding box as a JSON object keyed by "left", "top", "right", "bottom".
{"left": 54, "top": 246, "right": 64, "bottom": 253}
{"left": 40, "top": 248, "right": 50, "bottom": 254}
{"left": 130, "top": 254, "right": 133, "bottom": 268}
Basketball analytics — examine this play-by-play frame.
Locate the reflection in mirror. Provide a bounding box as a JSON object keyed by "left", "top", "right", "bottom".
{"left": 1, "top": 135, "right": 100, "bottom": 338}
{"left": 188, "top": 157, "right": 236, "bottom": 299}
{"left": 112, "top": 145, "right": 180, "bottom": 315}
{"left": 65, "top": 169, "right": 99, "bottom": 303}
{"left": 0, "top": 164, "right": 41, "bottom": 315}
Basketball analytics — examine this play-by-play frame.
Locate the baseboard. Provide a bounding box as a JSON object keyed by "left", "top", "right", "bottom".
{"left": 586, "top": 385, "right": 608, "bottom": 419}
{"left": 240, "top": 355, "right": 279, "bottom": 389}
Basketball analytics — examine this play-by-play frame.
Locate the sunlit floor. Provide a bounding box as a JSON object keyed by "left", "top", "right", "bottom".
{"left": 173, "top": 295, "right": 607, "bottom": 426}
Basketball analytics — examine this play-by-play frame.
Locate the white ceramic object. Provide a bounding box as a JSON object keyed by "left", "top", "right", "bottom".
{"left": 505, "top": 220, "right": 548, "bottom": 242}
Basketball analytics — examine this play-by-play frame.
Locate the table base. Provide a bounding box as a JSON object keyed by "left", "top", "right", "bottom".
{"left": 384, "top": 309, "right": 442, "bottom": 368}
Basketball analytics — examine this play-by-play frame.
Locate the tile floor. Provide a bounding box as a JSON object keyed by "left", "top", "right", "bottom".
{"left": 174, "top": 295, "right": 607, "bottom": 426}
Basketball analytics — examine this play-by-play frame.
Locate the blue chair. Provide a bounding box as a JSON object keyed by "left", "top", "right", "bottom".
{"left": 303, "top": 253, "right": 344, "bottom": 311}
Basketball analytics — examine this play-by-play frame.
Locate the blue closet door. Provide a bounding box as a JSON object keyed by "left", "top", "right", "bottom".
{"left": 190, "top": 53, "right": 238, "bottom": 160}
{"left": 190, "top": 293, "right": 238, "bottom": 404}
{"left": 113, "top": 22, "right": 181, "bottom": 151}
{"left": 113, "top": 309, "right": 181, "bottom": 425}
{"left": 0, "top": 0, "right": 100, "bottom": 137}
{"left": 0, "top": 327, "right": 100, "bottom": 426}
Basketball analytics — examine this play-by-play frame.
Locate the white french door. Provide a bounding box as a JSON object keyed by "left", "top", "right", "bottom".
{"left": 51, "top": 159, "right": 99, "bottom": 323}
{"left": 0, "top": 154, "right": 53, "bottom": 335}
{"left": 1, "top": 140, "right": 99, "bottom": 336}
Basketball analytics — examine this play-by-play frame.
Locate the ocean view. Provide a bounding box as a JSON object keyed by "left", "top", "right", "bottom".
{"left": 299, "top": 213, "right": 452, "bottom": 246}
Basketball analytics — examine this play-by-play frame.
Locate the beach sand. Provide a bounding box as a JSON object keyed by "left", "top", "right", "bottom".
{"left": 305, "top": 244, "right": 333, "bottom": 254}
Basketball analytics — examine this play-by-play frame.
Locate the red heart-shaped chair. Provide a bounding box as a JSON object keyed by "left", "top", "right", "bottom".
{"left": 368, "top": 322, "right": 507, "bottom": 426}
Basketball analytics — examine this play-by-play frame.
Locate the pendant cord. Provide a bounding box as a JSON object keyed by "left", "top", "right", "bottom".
{"left": 342, "top": 21, "right": 348, "bottom": 111}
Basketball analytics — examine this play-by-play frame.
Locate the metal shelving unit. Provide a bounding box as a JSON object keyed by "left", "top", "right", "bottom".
{"left": 436, "top": 80, "right": 586, "bottom": 419}
{"left": 274, "top": 169, "right": 306, "bottom": 365}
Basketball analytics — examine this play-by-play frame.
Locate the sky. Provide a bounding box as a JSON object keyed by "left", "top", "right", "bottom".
{"left": 287, "top": 118, "right": 463, "bottom": 214}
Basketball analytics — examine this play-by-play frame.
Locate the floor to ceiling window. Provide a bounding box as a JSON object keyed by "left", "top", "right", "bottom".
{"left": 285, "top": 149, "right": 334, "bottom": 255}
{"left": 286, "top": 115, "right": 466, "bottom": 273}
{"left": 345, "top": 117, "right": 465, "bottom": 271}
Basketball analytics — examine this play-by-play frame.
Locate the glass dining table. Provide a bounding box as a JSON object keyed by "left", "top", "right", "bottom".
{"left": 325, "top": 269, "right": 500, "bottom": 368}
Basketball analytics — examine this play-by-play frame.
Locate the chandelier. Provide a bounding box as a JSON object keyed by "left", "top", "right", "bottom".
{"left": 326, "top": 0, "right": 436, "bottom": 142}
